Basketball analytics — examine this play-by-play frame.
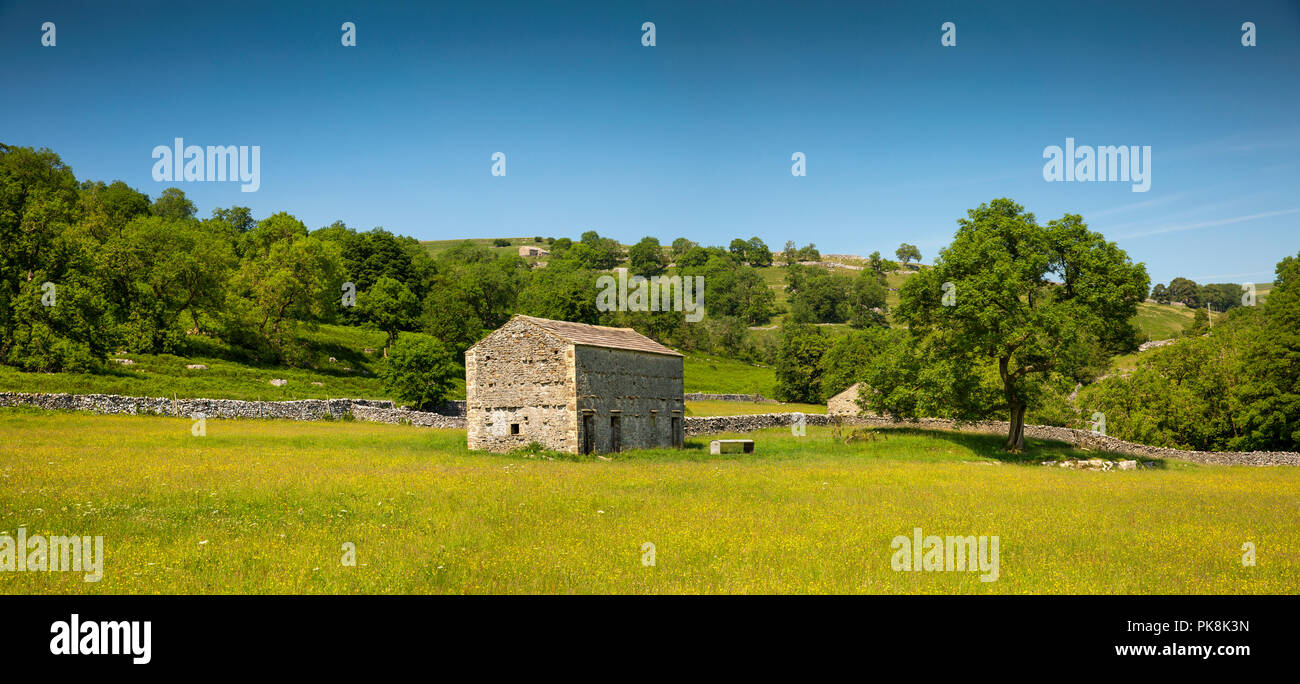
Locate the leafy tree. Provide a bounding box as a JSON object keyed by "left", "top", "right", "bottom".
{"left": 1150, "top": 283, "right": 1169, "bottom": 303}
{"left": 867, "top": 199, "right": 1148, "bottom": 451}
{"left": 867, "top": 251, "right": 887, "bottom": 284}
{"left": 337, "top": 227, "right": 419, "bottom": 293}
{"left": 847, "top": 273, "right": 888, "bottom": 328}
{"left": 746, "top": 237, "right": 773, "bottom": 267}
{"left": 422, "top": 246, "right": 527, "bottom": 354}
{"left": 380, "top": 333, "right": 459, "bottom": 410}
{"left": 211, "top": 206, "right": 256, "bottom": 233}
{"left": 1166, "top": 277, "right": 1201, "bottom": 307}
{"left": 702, "top": 259, "right": 776, "bottom": 325}
{"left": 728, "top": 238, "right": 749, "bottom": 260}
{"left": 782, "top": 240, "right": 799, "bottom": 266}
{"left": 1200, "top": 283, "right": 1242, "bottom": 313}
{"left": 670, "top": 238, "right": 697, "bottom": 260}
{"left": 820, "top": 327, "right": 902, "bottom": 400}
{"left": 78, "top": 180, "right": 151, "bottom": 238}
{"left": 774, "top": 322, "right": 831, "bottom": 403}
{"left": 356, "top": 276, "right": 420, "bottom": 350}
{"left": 674, "top": 245, "right": 721, "bottom": 269}
{"left": 789, "top": 271, "right": 852, "bottom": 324}
{"left": 224, "top": 215, "right": 344, "bottom": 362}
{"left": 786, "top": 265, "right": 856, "bottom": 324}
{"left": 895, "top": 243, "right": 921, "bottom": 266}
{"left": 0, "top": 145, "right": 112, "bottom": 370}
{"left": 574, "top": 230, "right": 621, "bottom": 269}
{"left": 151, "top": 187, "right": 195, "bottom": 220}
{"left": 101, "top": 215, "right": 236, "bottom": 352}
{"left": 1183, "top": 307, "right": 1210, "bottom": 336}
{"left": 492, "top": 238, "right": 511, "bottom": 247}
{"left": 515, "top": 262, "right": 602, "bottom": 325}
{"left": 628, "top": 236, "right": 667, "bottom": 277}
{"left": 1234, "top": 252, "right": 1300, "bottom": 450}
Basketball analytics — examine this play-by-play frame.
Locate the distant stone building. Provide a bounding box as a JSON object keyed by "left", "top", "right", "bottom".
{"left": 518, "top": 246, "right": 550, "bottom": 257}
{"left": 827, "top": 383, "right": 863, "bottom": 416}
{"left": 465, "top": 315, "right": 684, "bottom": 453}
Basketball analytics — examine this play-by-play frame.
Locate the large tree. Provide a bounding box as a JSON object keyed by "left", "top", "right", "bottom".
{"left": 867, "top": 199, "right": 1148, "bottom": 451}
{"left": 628, "top": 236, "right": 667, "bottom": 277}
{"left": 355, "top": 275, "right": 419, "bottom": 350}
{"left": 895, "top": 243, "right": 921, "bottom": 267}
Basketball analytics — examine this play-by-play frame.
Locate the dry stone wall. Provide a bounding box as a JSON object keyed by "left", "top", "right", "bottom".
{"left": 684, "top": 413, "right": 1300, "bottom": 466}
{"left": 350, "top": 405, "right": 465, "bottom": 428}
{"left": 0, "top": 392, "right": 393, "bottom": 420}
{"left": 684, "top": 393, "right": 774, "bottom": 403}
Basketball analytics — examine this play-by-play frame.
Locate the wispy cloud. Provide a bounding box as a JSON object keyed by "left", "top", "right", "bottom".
{"left": 1185, "top": 271, "right": 1276, "bottom": 282}
{"left": 1086, "top": 192, "right": 1188, "bottom": 219}
{"left": 1117, "top": 207, "right": 1300, "bottom": 240}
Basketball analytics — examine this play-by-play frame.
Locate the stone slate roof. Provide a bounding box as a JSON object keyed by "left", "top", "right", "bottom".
{"left": 513, "top": 315, "right": 683, "bottom": 357}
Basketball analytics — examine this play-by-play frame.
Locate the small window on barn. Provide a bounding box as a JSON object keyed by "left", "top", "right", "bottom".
{"left": 510, "top": 423, "right": 520, "bottom": 435}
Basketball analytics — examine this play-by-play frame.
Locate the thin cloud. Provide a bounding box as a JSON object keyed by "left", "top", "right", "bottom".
{"left": 1087, "top": 192, "right": 1188, "bottom": 219}
{"left": 1117, "top": 207, "right": 1300, "bottom": 240}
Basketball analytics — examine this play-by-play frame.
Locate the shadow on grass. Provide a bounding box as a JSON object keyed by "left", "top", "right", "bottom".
{"left": 873, "top": 426, "right": 1166, "bottom": 467}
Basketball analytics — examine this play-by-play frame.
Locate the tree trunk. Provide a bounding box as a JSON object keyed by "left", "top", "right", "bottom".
{"left": 1005, "top": 402, "right": 1027, "bottom": 452}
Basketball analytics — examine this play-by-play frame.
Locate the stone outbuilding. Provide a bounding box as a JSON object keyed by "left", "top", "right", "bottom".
{"left": 465, "top": 315, "right": 684, "bottom": 453}
{"left": 517, "top": 246, "right": 550, "bottom": 257}
{"left": 827, "top": 383, "right": 863, "bottom": 416}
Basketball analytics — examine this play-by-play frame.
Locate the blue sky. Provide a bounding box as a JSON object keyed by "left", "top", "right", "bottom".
{"left": 2, "top": 0, "right": 1298, "bottom": 285}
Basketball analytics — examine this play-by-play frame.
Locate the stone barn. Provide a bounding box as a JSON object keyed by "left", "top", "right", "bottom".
{"left": 827, "top": 383, "right": 863, "bottom": 416}
{"left": 465, "top": 315, "right": 684, "bottom": 453}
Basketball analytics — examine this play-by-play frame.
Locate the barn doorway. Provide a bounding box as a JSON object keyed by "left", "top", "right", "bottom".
{"left": 582, "top": 413, "right": 595, "bottom": 454}
{"left": 671, "top": 416, "right": 682, "bottom": 448}
{"left": 610, "top": 415, "right": 622, "bottom": 453}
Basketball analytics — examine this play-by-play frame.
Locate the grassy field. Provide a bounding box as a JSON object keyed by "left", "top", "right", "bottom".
{"left": 1131, "top": 301, "right": 1225, "bottom": 341}
{"left": 2, "top": 410, "right": 1296, "bottom": 594}
{"left": 0, "top": 324, "right": 395, "bottom": 401}
{"left": 682, "top": 353, "right": 776, "bottom": 396}
{"left": 685, "top": 399, "right": 825, "bottom": 416}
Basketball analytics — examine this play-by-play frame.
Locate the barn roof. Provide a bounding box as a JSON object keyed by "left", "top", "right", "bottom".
{"left": 513, "top": 315, "right": 683, "bottom": 357}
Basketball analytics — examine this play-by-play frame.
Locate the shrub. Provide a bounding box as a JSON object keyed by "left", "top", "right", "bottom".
{"left": 379, "top": 333, "right": 458, "bottom": 410}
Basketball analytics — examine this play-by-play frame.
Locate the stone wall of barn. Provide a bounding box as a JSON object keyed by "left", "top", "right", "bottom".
{"left": 826, "top": 384, "right": 861, "bottom": 416}
{"left": 574, "top": 345, "right": 684, "bottom": 453}
{"left": 464, "top": 318, "right": 576, "bottom": 453}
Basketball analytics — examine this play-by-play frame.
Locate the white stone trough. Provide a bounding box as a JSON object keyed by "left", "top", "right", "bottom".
{"left": 709, "top": 439, "right": 755, "bottom": 455}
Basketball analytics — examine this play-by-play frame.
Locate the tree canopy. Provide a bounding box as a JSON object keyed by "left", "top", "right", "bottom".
{"left": 861, "top": 198, "right": 1148, "bottom": 451}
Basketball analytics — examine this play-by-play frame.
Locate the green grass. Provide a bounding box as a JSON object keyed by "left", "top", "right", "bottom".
{"left": 1131, "top": 302, "right": 1225, "bottom": 341}
{"left": 683, "top": 353, "right": 775, "bottom": 396}
{"left": 685, "top": 400, "right": 825, "bottom": 416}
{"left": 0, "top": 324, "right": 397, "bottom": 401}
{"left": 2, "top": 411, "right": 1296, "bottom": 594}
{"left": 419, "top": 237, "right": 545, "bottom": 258}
